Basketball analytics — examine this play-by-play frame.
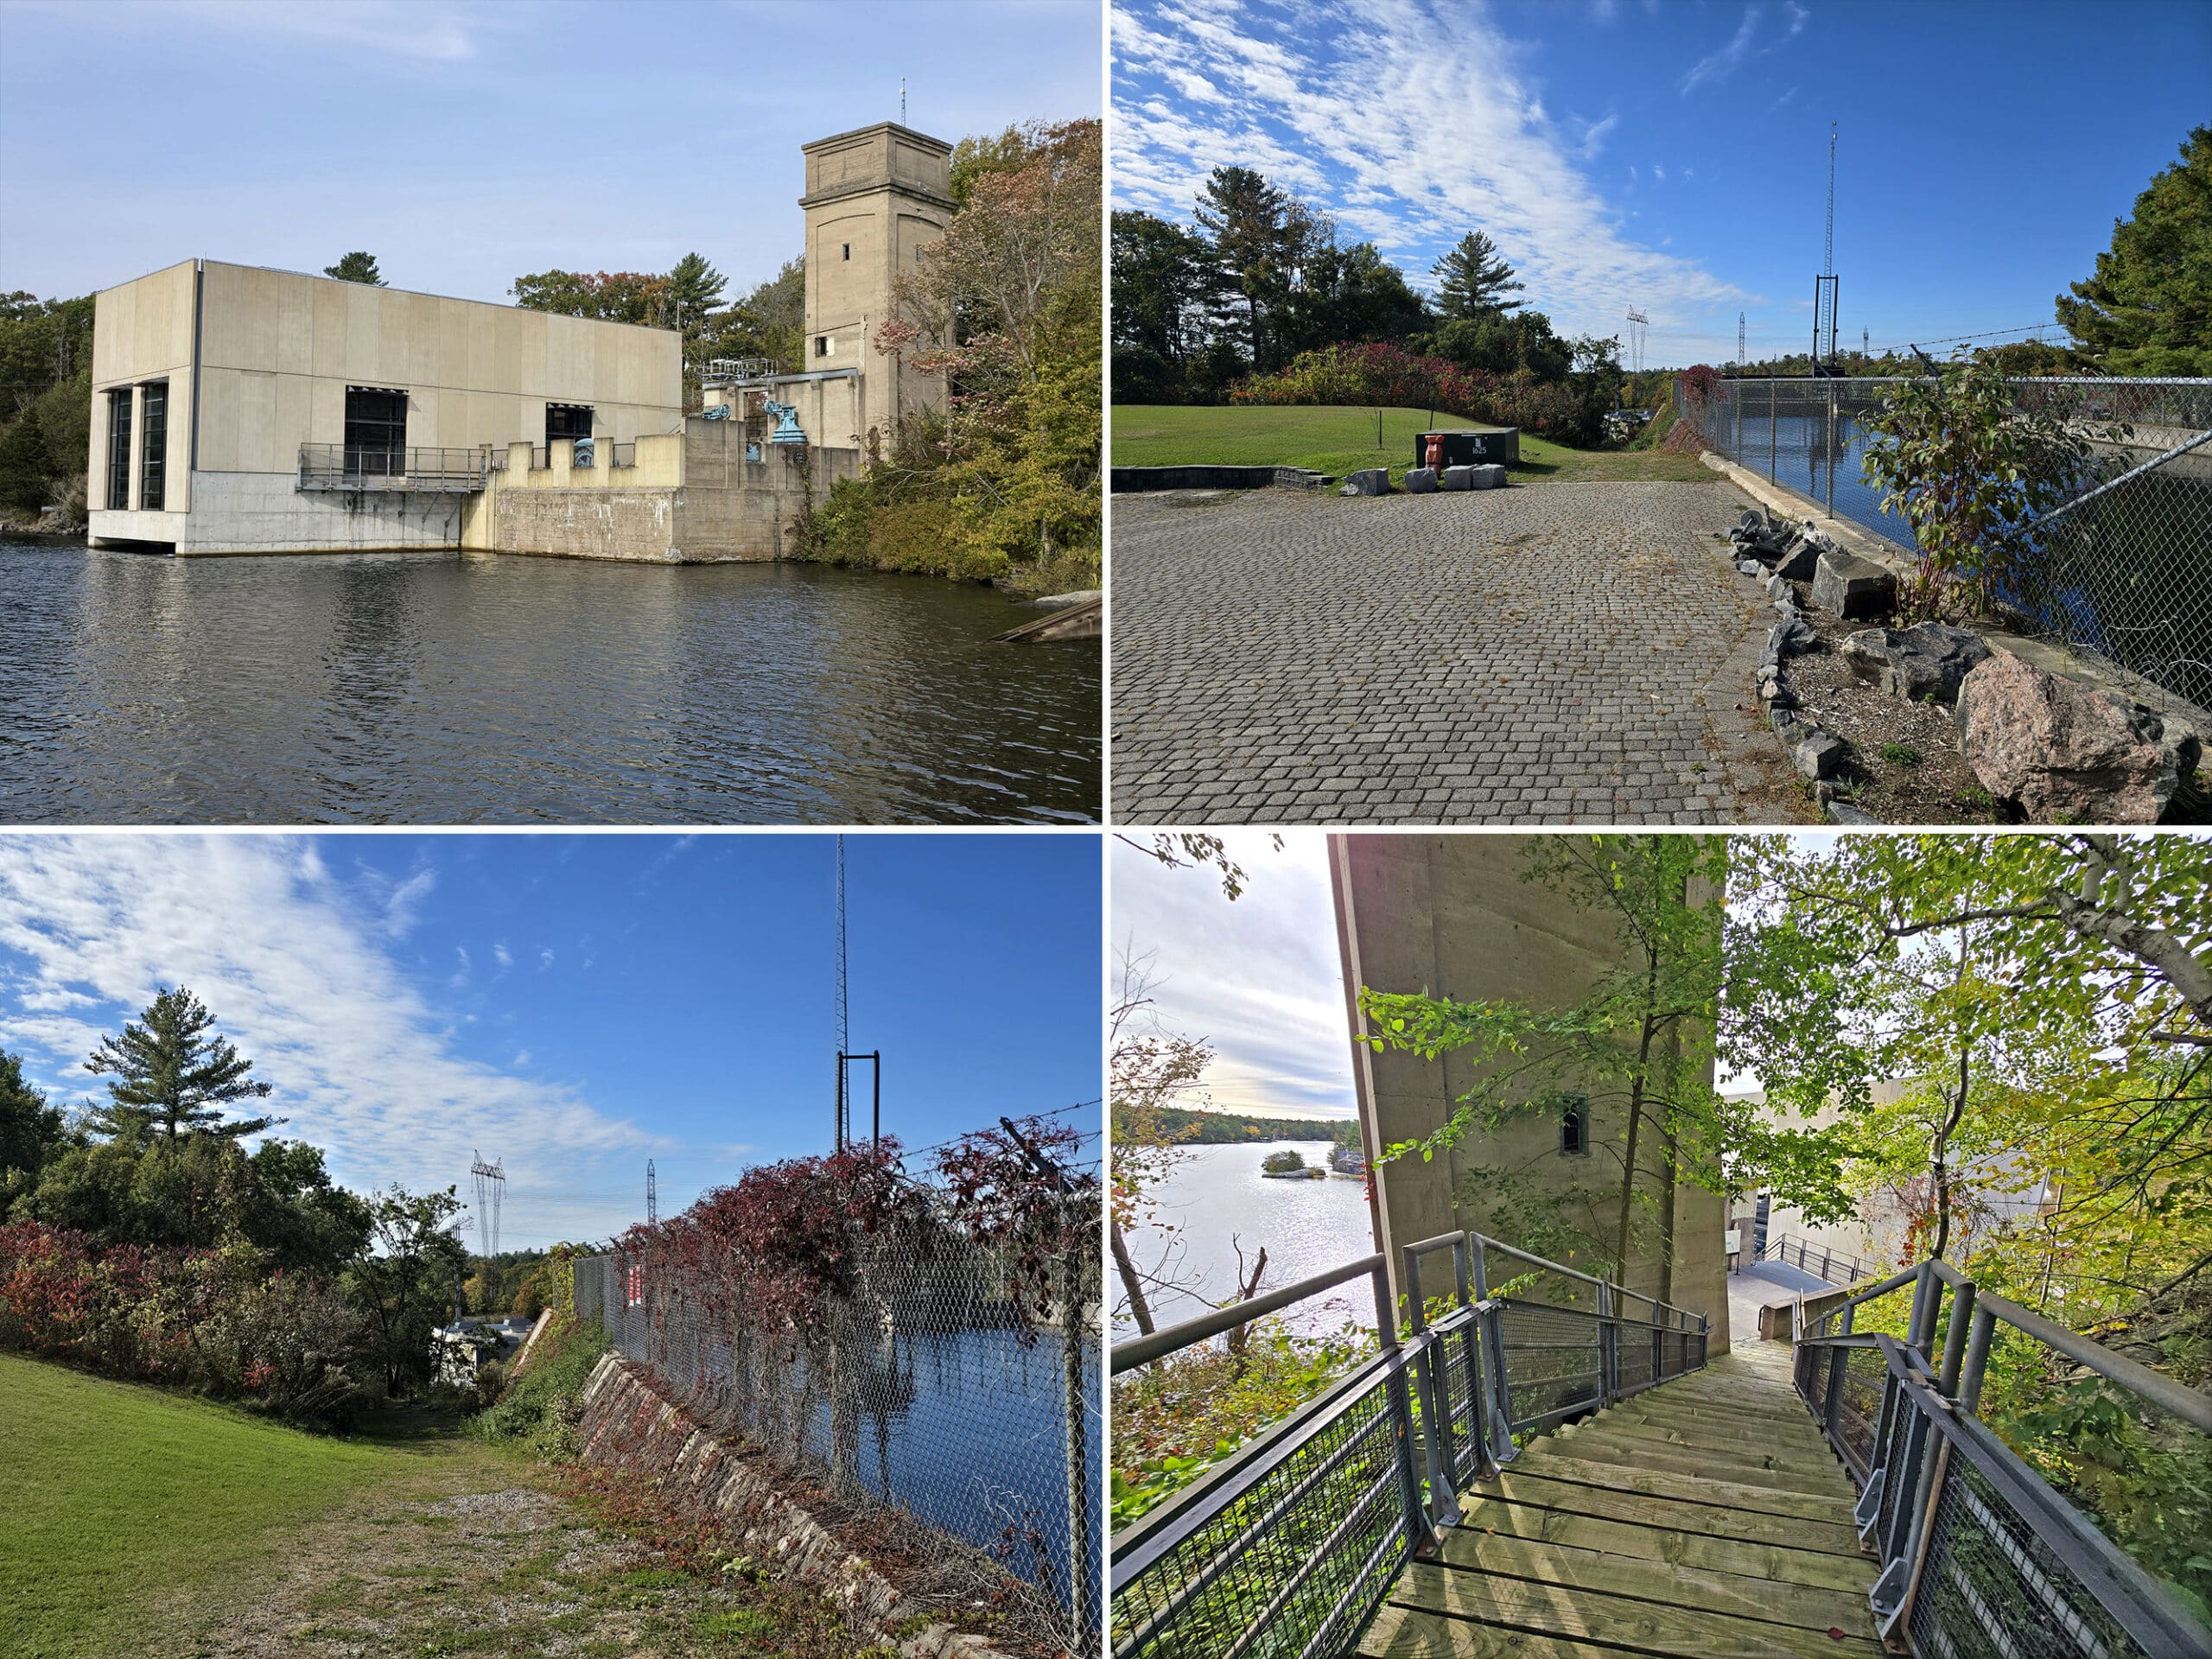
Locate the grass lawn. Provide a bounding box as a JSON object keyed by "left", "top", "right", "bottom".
{"left": 0, "top": 1351, "right": 399, "bottom": 1658}
{"left": 1109, "top": 403, "right": 1712, "bottom": 484}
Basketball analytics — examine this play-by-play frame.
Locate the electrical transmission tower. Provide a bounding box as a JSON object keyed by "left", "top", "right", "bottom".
{"left": 1624, "top": 308, "right": 1649, "bottom": 378}
{"left": 645, "top": 1159, "right": 658, "bottom": 1225}
{"left": 469, "top": 1151, "right": 505, "bottom": 1265}
{"left": 1811, "top": 122, "right": 1840, "bottom": 373}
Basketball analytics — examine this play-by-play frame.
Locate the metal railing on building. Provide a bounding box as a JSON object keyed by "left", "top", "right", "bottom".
{"left": 1674, "top": 374, "right": 2212, "bottom": 714}
{"left": 296, "top": 443, "right": 491, "bottom": 493}
{"left": 1108, "top": 1230, "right": 1709, "bottom": 1659}
{"left": 1758, "top": 1230, "right": 1875, "bottom": 1288}
{"left": 1793, "top": 1257, "right": 2210, "bottom": 1656}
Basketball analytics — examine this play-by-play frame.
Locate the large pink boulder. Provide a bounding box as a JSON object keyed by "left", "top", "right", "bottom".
{"left": 1955, "top": 652, "right": 2201, "bottom": 823}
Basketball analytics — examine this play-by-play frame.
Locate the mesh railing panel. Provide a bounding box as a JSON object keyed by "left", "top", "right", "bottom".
{"left": 1910, "top": 1452, "right": 2150, "bottom": 1659}
{"left": 1111, "top": 1362, "right": 1415, "bottom": 1659}
{"left": 1833, "top": 1344, "right": 1888, "bottom": 1478}
{"left": 1493, "top": 1300, "right": 1602, "bottom": 1430}
{"left": 577, "top": 1227, "right": 1100, "bottom": 1645}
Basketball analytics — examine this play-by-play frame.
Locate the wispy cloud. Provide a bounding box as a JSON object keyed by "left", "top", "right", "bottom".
{"left": 1681, "top": 5, "right": 1763, "bottom": 92}
{"left": 493, "top": 942, "right": 513, "bottom": 971}
{"left": 1114, "top": 0, "right": 1742, "bottom": 342}
{"left": 1579, "top": 112, "right": 1619, "bottom": 160}
{"left": 0, "top": 836, "right": 651, "bottom": 1243}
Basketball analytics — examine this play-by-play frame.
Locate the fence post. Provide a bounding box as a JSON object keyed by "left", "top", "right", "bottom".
{"left": 1401, "top": 1246, "right": 1460, "bottom": 1528}
{"left": 1769, "top": 378, "right": 1777, "bottom": 483}
{"left": 1060, "top": 1236, "right": 1095, "bottom": 1649}
{"left": 1374, "top": 1262, "right": 1434, "bottom": 1556}
{"left": 1596, "top": 1279, "right": 1616, "bottom": 1408}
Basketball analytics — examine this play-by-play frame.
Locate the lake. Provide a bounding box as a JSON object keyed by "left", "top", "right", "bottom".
{"left": 0, "top": 541, "right": 1100, "bottom": 824}
{"left": 1120, "top": 1139, "right": 1379, "bottom": 1338}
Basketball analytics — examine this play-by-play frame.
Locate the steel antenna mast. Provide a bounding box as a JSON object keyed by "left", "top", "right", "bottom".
{"left": 834, "top": 836, "right": 849, "bottom": 1151}
{"left": 1812, "top": 122, "right": 1840, "bottom": 372}
{"left": 1738, "top": 311, "right": 1746, "bottom": 373}
{"left": 645, "top": 1159, "right": 658, "bottom": 1225}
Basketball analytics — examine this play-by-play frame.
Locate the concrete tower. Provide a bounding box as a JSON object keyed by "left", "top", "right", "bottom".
{"left": 793, "top": 122, "right": 956, "bottom": 454}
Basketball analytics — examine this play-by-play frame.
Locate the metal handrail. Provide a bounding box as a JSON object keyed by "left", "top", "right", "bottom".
{"left": 1110, "top": 1229, "right": 1713, "bottom": 1659}
{"left": 1793, "top": 1255, "right": 2212, "bottom": 1651}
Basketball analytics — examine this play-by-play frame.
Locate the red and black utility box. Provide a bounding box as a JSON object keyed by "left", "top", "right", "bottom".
{"left": 1413, "top": 428, "right": 1520, "bottom": 469}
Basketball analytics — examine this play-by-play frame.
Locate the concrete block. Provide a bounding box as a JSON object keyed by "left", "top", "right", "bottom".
{"left": 1467, "top": 464, "right": 1506, "bottom": 490}
{"left": 1403, "top": 467, "right": 1438, "bottom": 493}
{"left": 1440, "top": 465, "right": 1478, "bottom": 492}
{"left": 1344, "top": 468, "right": 1390, "bottom": 496}
{"left": 1810, "top": 548, "right": 1897, "bottom": 621}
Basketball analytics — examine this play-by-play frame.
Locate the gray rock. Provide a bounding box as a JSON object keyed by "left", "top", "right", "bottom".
{"left": 1774, "top": 540, "right": 1821, "bottom": 582}
{"left": 1766, "top": 616, "right": 1816, "bottom": 662}
{"left": 1738, "top": 558, "right": 1764, "bottom": 576}
{"left": 1809, "top": 548, "right": 1897, "bottom": 620}
{"left": 1840, "top": 622, "right": 1993, "bottom": 703}
{"left": 1827, "top": 800, "right": 1882, "bottom": 825}
{"left": 1345, "top": 468, "right": 1390, "bottom": 496}
{"left": 1440, "top": 465, "right": 1478, "bottom": 492}
{"left": 1765, "top": 574, "right": 1793, "bottom": 601}
{"left": 1955, "top": 652, "right": 2202, "bottom": 823}
{"left": 1771, "top": 712, "right": 1853, "bottom": 780}
{"left": 1403, "top": 467, "right": 1439, "bottom": 494}
{"left": 1467, "top": 464, "right": 1507, "bottom": 490}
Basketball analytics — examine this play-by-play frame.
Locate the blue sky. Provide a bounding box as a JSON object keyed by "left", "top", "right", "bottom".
{"left": 0, "top": 832, "right": 1103, "bottom": 1248}
{"left": 0, "top": 0, "right": 1102, "bottom": 303}
{"left": 1112, "top": 0, "right": 2212, "bottom": 366}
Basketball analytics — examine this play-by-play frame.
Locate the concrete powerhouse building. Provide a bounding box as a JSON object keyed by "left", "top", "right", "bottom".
{"left": 1330, "top": 834, "right": 1732, "bottom": 1349}
{"left": 85, "top": 122, "right": 949, "bottom": 560}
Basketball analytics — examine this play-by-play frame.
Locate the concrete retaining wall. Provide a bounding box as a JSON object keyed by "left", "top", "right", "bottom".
{"left": 99, "top": 470, "right": 469, "bottom": 555}
{"left": 1109, "top": 464, "right": 1325, "bottom": 492}
{"left": 575, "top": 1353, "right": 1007, "bottom": 1658}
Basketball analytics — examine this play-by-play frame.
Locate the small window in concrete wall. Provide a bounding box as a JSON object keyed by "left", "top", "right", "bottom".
{"left": 138, "top": 381, "right": 168, "bottom": 512}
{"left": 1559, "top": 1093, "right": 1589, "bottom": 1156}
{"left": 105, "top": 390, "right": 132, "bottom": 511}
{"left": 546, "top": 404, "right": 594, "bottom": 451}
{"left": 842, "top": 243, "right": 850, "bottom": 260}
{"left": 344, "top": 386, "right": 408, "bottom": 477}
{"left": 816, "top": 335, "right": 830, "bottom": 358}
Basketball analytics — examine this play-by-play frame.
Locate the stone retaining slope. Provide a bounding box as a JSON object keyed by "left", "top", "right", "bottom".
{"left": 575, "top": 1353, "right": 1009, "bottom": 1659}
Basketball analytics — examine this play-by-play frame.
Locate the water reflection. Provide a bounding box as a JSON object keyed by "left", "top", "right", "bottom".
{"left": 0, "top": 543, "right": 1101, "bottom": 823}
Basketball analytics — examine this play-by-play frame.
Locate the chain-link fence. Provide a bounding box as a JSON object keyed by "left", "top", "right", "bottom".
{"left": 574, "top": 1188, "right": 1101, "bottom": 1653}
{"left": 1676, "top": 375, "right": 2212, "bottom": 714}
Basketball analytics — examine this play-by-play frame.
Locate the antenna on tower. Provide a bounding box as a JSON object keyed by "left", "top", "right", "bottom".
{"left": 645, "top": 1159, "right": 658, "bottom": 1226}
{"left": 1737, "top": 311, "right": 1747, "bottom": 373}
{"left": 1624, "top": 308, "right": 1649, "bottom": 378}
{"left": 1811, "top": 121, "right": 1841, "bottom": 375}
{"left": 834, "top": 836, "right": 849, "bottom": 1151}
{"left": 900, "top": 77, "right": 906, "bottom": 124}
{"left": 469, "top": 1151, "right": 505, "bottom": 1278}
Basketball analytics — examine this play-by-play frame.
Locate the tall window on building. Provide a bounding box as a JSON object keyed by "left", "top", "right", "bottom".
{"left": 344, "top": 386, "right": 409, "bottom": 477}
{"left": 105, "top": 390, "right": 132, "bottom": 511}
{"left": 138, "top": 381, "right": 168, "bottom": 512}
{"left": 1559, "top": 1093, "right": 1589, "bottom": 1157}
{"left": 545, "top": 404, "right": 594, "bottom": 451}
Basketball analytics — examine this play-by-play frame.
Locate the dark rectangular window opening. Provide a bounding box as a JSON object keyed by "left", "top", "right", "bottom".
{"left": 815, "top": 335, "right": 829, "bottom": 358}
{"left": 842, "top": 243, "right": 850, "bottom": 260}
{"left": 344, "top": 386, "right": 408, "bottom": 477}
{"left": 105, "top": 390, "right": 133, "bottom": 511}
{"left": 139, "top": 381, "right": 168, "bottom": 512}
{"left": 1560, "top": 1093, "right": 1589, "bottom": 1157}
{"left": 546, "top": 403, "right": 594, "bottom": 448}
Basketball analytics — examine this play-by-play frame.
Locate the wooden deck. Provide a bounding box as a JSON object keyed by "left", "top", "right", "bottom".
{"left": 1358, "top": 1340, "right": 1885, "bottom": 1658}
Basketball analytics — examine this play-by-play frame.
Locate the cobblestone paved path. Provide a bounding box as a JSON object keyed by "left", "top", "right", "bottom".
{"left": 1111, "top": 481, "right": 1780, "bottom": 823}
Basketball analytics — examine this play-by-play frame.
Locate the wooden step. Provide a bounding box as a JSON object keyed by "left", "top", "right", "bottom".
{"left": 1444, "top": 1494, "right": 1876, "bottom": 1592}
{"left": 1506, "top": 1450, "right": 1859, "bottom": 1524}
{"left": 1465, "top": 1468, "right": 1866, "bottom": 1554}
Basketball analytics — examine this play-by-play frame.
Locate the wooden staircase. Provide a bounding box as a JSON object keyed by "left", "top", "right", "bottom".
{"left": 1358, "top": 1339, "right": 1884, "bottom": 1657}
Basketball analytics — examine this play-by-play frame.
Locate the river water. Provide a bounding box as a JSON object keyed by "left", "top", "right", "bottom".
{"left": 0, "top": 541, "right": 1100, "bottom": 823}
{"left": 1119, "top": 1139, "right": 1379, "bottom": 1338}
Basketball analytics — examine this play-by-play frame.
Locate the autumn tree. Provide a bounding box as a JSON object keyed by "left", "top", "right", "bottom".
{"left": 701, "top": 257, "right": 805, "bottom": 375}
{"left": 510, "top": 269, "right": 674, "bottom": 327}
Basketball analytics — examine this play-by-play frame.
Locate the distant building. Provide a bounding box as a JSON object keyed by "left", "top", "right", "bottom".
{"left": 86, "top": 122, "right": 948, "bottom": 561}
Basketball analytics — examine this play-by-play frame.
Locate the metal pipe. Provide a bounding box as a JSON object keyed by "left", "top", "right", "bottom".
{"left": 1957, "top": 1306, "right": 1997, "bottom": 1415}
{"left": 1114, "top": 1253, "right": 1385, "bottom": 1373}
{"left": 1939, "top": 1279, "right": 1976, "bottom": 1398}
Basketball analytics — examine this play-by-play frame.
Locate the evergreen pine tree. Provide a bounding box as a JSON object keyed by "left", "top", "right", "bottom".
{"left": 323, "top": 252, "right": 386, "bottom": 286}
{"left": 2056, "top": 125, "right": 2211, "bottom": 374}
{"left": 1430, "top": 230, "right": 1525, "bottom": 318}
{"left": 84, "top": 986, "right": 280, "bottom": 1144}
